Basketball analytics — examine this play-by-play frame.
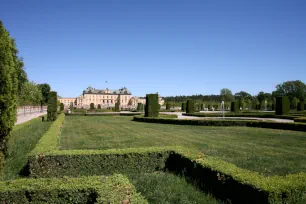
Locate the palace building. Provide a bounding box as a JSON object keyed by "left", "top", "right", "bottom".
{"left": 58, "top": 86, "right": 164, "bottom": 109}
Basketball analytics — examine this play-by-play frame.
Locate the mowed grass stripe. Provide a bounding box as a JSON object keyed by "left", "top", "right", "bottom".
{"left": 60, "top": 116, "right": 306, "bottom": 176}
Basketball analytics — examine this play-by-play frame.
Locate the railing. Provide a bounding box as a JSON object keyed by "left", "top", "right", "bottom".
{"left": 17, "top": 106, "right": 47, "bottom": 115}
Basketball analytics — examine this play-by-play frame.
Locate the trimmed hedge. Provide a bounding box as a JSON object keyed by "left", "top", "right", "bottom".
{"left": 60, "top": 103, "right": 64, "bottom": 111}
{"left": 231, "top": 101, "right": 239, "bottom": 113}
{"left": 136, "top": 103, "right": 143, "bottom": 112}
{"left": 114, "top": 102, "right": 120, "bottom": 112}
{"left": 47, "top": 91, "right": 57, "bottom": 121}
{"left": 133, "top": 116, "right": 306, "bottom": 132}
{"left": 166, "top": 103, "right": 171, "bottom": 110}
{"left": 276, "top": 96, "right": 290, "bottom": 115}
{"left": 294, "top": 117, "right": 306, "bottom": 123}
{"left": 186, "top": 100, "right": 195, "bottom": 114}
{"left": 65, "top": 112, "right": 143, "bottom": 116}
{"left": 0, "top": 174, "right": 147, "bottom": 203}
{"left": 90, "top": 103, "right": 95, "bottom": 110}
{"left": 145, "top": 94, "right": 159, "bottom": 117}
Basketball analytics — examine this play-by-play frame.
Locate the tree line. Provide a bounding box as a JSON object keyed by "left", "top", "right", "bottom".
{"left": 164, "top": 80, "right": 306, "bottom": 110}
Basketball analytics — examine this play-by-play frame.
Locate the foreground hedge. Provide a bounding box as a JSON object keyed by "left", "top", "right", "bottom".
{"left": 294, "top": 117, "right": 306, "bottom": 123}
{"left": 0, "top": 174, "right": 147, "bottom": 203}
{"left": 133, "top": 116, "right": 306, "bottom": 132}
{"left": 27, "top": 145, "right": 306, "bottom": 204}
{"left": 65, "top": 112, "right": 143, "bottom": 116}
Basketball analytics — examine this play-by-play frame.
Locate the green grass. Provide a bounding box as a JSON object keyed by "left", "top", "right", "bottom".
{"left": 60, "top": 116, "right": 306, "bottom": 176}
{"left": 1, "top": 118, "right": 52, "bottom": 180}
{"left": 128, "top": 172, "right": 223, "bottom": 204}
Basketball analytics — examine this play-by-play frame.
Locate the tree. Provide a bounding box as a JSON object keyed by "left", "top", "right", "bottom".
{"left": 0, "top": 21, "right": 19, "bottom": 167}
{"left": 274, "top": 80, "right": 306, "bottom": 101}
{"left": 18, "top": 81, "right": 43, "bottom": 106}
{"left": 38, "top": 83, "right": 51, "bottom": 105}
{"left": 234, "top": 91, "right": 252, "bottom": 101}
{"left": 220, "top": 88, "right": 234, "bottom": 101}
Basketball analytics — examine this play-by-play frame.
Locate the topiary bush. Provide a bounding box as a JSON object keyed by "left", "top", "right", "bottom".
{"left": 297, "top": 102, "right": 304, "bottom": 111}
{"left": 60, "top": 103, "right": 64, "bottom": 111}
{"left": 137, "top": 103, "right": 143, "bottom": 112}
{"left": 181, "top": 102, "right": 186, "bottom": 112}
{"left": 231, "top": 101, "right": 239, "bottom": 113}
{"left": 166, "top": 103, "right": 171, "bottom": 110}
{"left": 275, "top": 96, "right": 290, "bottom": 115}
{"left": 145, "top": 94, "right": 159, "bottom": 117}
{"left": 90, "top": 103, "right": 95, "bottom": 110}
{"left": 47, "top": 91, "right": 57, "bottom": 121}
{"left": 97, "top": 104, "right": 101, "bottom": 109}
{"left": 114, "top": 103, "right": 120, "bottom": 112}
{"left": 186, "top": 100, "right": 195, "bottom": 114}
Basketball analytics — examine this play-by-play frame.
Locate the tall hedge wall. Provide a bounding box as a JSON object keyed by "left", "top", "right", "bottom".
{"left": 145, "top": 94, "right": 159, "bottom": 117}
{"left": 186, "top": 100, "right": 195, "bottom": 114}
{"left": 181, "top": 102, "right": 186, "bottom": 112}
{"left": 0, "top": 174, "right": 147, "bottom": 203}
{"left": 47, "top": 91, "right": 57, "bottom": 121}
{"left": 0, "top": 21, "right": 19, "bottom": 167}
{"left": 231, "top": 101, "right": 239, "bottom": 113}
{"left": 275, "top": 96, "right": 290, "bottom": 115}
{"left": 297, "top": 102, "right": 304, "bottom": 111}
{"left": 136, "top": 103, "right": 143, "bottom": 112}
{"left": 60, "top": 103, "right": 64, "bottom": 111}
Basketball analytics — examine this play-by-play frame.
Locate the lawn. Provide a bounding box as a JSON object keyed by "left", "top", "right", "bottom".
{"left": 1, "top": 117, "right": 52, "bottom": 180}
{"left": 128, "top": 172, "right": 223, "bottom": 204}
{"left": 60, "top": 116, "right": 306, "bottom": 176}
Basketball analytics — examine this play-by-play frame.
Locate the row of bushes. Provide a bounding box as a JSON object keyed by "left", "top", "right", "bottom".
{"left": 0, "top": 174, "right": 147, "bottom": 203}
{"left": 133, "top": 116, "right": 306, "bottom": 132}
{"left": 294, "top": 117, "right": 306, "bottom": 123}
{"left": 65, "top": 112, "right": 143, "bottom": 116}
{"left": 182, "top": 112, "right": 300, "bottom": 120}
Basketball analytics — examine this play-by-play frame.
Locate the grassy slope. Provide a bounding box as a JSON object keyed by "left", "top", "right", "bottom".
{"left": 1, "top": 118, "right": 52, "bottom": 180}
{"left": 128, "top": 172, "right": 223, "bottom": 204}
{"left": 60, "top": 116, "right": 306, "bottom": 176}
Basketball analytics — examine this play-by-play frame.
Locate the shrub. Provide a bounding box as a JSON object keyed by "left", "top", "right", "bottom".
{"left": 97, "top": 104, "right": 101, "bottom": 109}
{"left": 60, "top": 103, "right": 64, "bottom": 111}
{"left": 186, "top": 100, "right": 195, "bottom": 114}
{"left": 275, "top": 96, "right": 290, "bottom": 115}
{"left": 137, "top": 103, "right": 143, "bottom": 112}
{"left": 145, "top": 94, "right": 159, "bottom": 117}
{"left": 230, "top": 101, "right": 239, "bottom": 113}
{"left": 200, "top": 104, "right": 204, "bottom": 111}
{"left": 90, "top": 103, "right": 95, "bottom": 110}
{"left": 47, "top": 91, "right": 57, "bottom": 121}
{"left": 181, "top": 102, "right": 186, "bottom": 112}
{"left": 166, "top": 103, "right": 171, "bottom": 110}
{"left": 0, "top": 21, "right": 19, "bottom": 165}
{"left": 207, "top": 105, "right": 211, "bottom": 110}
{"left": 114, "top": 103, "right": 120, "bottom": 112}
{"left": 0, "top": 174, "right": 147, "bottom": 203}
{"left": 297, "top": 102, "right": 304, "bottom": 111}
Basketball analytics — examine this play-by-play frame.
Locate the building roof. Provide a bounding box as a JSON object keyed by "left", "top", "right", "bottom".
{"left": 83, "top": 86, "right": 132, "bottom": 95}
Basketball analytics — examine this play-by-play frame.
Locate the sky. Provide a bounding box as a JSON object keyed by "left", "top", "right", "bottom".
{"left": 1, "top": 0, "right": 305, "bottom": 97}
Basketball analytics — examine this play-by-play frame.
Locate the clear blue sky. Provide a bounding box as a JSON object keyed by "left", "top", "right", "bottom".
{"left": 1, "top": 0, "right": 305, "bottom": 97}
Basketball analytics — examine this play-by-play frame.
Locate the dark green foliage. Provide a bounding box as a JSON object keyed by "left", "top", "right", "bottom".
{"left": 0, "top": 174, "right": 147, "bottom": 203}
{"left": 60, "top": 103, "right": 64, "bottom": 111}
{"left": 97, "top": 104, "right": 101, "bottom": 109}
{"left": 181, "top": 102, "right": 186, "bottom": 112}
{"left": 90, "top": 103, "right": 95, "bottom": 110}
{"left": 186, "top": 100, "right": 195, "bottom": 114}
{"left": 0, "top": 21, "right": 19, "bottom": 167}
{"left": 166, "top": 103, "right": 171, "bottom": 110}
{"left": 133, "top": 117, "right": 306, "bottom": 132}
{"left": 230, "top": 101, "right": 239, "bottom": 113}
{"left": 275, "top": 96, "right": 290, "bottom": 115}
{"left": 137, "top": 103, "right": 143, "bottom": 112}
{"left": 114, "top": 103, "right": 120, "bottom": 112}
{"left": 297, "top": 102, "right": 304, "bottom": 111}
{"left": 69, "top": 102, "right": 73, "bottom": 111}
{"left": 47, "top": 91, "right": 57, "bottom": 121}
{"left": 291, "top": 97, "right": 298, "bottom": 109}
{"left": 294, "top": 117, "right": 306, "bottom": 123}
{"left": 145, "top": 94, "right": 159, "bottom": 117}
{"left": 37, "top": 83, "right": 51, "bottom": 105}
{"left": 200, "top": 104, "right": 204, "bottom": 111}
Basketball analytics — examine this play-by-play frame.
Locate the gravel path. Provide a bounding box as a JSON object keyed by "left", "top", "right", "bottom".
{"left": 161, "top": 112, "right": 294, "bottom": 123}
{"left": 15, "top": 111, "right": 47, "bottom": 125}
